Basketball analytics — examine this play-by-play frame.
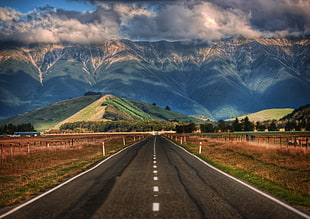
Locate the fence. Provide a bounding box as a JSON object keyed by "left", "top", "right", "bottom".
{"left": 167, "top": 134, "right": 310, "bottom": 149}
{"left": 0, "top": 134, "right": 146, "bottom": 161}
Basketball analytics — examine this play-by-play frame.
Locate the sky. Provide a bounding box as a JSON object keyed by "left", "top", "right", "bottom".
{"left": 0, "top": 0, "right": 309, "bottom": 43}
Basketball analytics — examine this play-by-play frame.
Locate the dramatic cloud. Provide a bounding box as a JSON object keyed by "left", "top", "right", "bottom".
{"left": 121, "top": 2, "right": 261, "bottom": 41}
{"left": 0, "top": 6, "right": 121, "bottom": 43}
{"left": 207, "top": 0, "right": 310, "bottom": 36}
{"left": 0, "top": 0, "right": 309, "bottom": 43}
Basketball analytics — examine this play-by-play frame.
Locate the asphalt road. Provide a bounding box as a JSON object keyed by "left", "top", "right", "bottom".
{"left": 1, "top": 135, "right": 308, "bottom": 219}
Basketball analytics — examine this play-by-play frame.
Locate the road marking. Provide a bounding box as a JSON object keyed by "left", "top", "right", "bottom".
{"left": 153, "top": 136, "right": 157, "bottom": 155}
{"left": 152, "top": 136, "right": 160, "bottom": 213}
{"left": 152, "top": 203, "right": 160, "bottom": 212}
{"left": 168, "top": 137, "right": 310, "bottom": 219}
{"left": 0, "top": 139, "right": 146, "bottom": 219}
{"left": 153, "top": 186, "right": 159, "bottom": 192}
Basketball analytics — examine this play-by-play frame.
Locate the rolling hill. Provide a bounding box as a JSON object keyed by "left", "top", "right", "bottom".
{"left": 0, "top": 94, "right": 201, "bottom": 131}
{"left": 225, "top": 108, "right": 294, "bottom": 122}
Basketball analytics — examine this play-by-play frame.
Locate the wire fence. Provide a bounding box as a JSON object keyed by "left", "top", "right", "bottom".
{"left": 167, "top": 134, "right": 310, "bottom": 150}
{"left": 0, "top": 134, "right": 147, "bottom": 161}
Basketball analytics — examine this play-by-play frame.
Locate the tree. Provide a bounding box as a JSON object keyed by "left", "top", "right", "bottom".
{"left": 217, "top": 120, "right": 226, "bottom": 132}
{"left": 200, "top": 123, "right": 214, "bottom": 133}
{"left": 242, "top": 117, "right": 254, "bottom": 131}
{"left": 256, "top": 122, "right": 266, "bottom": 131}
{"left": 268, "top": 121, "right": 277, "bottom": 131}
{"left": 176, "top": 123, "right": 196, "bottom": 133}
{"left": 232, "top": 118, "right": 242, "bottom": 132}
{"left": 165, "top": 106, "right": 171, "bottom": 111}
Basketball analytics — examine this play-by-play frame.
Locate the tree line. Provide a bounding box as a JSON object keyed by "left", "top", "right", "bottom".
{"left": 0, "top": 123, "right": 36, "bottom": 135}
{"left": 60, "top": 120, "right": 177, "bottom": 132}
{"left": 177, "top": 117, "right": 310, "bottom": 133}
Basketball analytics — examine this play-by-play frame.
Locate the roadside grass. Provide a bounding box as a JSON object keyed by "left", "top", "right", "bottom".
{"left": 0, "top": 137, "right": 134, "bottom": 208}
{"left": 179, "top": 140, "right": 310, "bottom": 207}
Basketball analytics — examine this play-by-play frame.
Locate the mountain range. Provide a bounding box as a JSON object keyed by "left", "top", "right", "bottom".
{"left": 0, "top": 35, "right": 310, "bottom": 120}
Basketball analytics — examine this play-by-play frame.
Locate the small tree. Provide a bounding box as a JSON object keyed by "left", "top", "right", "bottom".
{"left": 268, "top": 121, "right": 278, "bottom": 131}
{"left": 200, "top": 123, "right": 214, "bottom": 133}
{"left": 217, "top": 120, "right": 226, "bottom": 132}
{"left": 242, "top": 117, "right": 254, "bottom": 131}
{"left": 232, "top": 118, "right": 242, "bottom": 132}
{"left": 165, "top": 106, "right": 171, "bottom": 111}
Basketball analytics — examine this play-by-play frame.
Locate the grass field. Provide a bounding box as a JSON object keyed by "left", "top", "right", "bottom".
{"left": 0, "top": 134, "right": 141, "bottom": 209}
{"left": 172, "top": 134, "right": 310, "bottom": 209}
{"left": 0, "top": 95, "right": 100, "bottom": 132}
{"left": 225, "top": 108, "right": 294, "bottom": 122}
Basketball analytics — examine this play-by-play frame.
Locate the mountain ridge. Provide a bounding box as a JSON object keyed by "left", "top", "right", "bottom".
{"left": 1, "top": 36, "right": 310, "bottom": 120}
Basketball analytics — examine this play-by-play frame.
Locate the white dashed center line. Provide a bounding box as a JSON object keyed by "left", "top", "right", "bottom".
{"left": 152, "top": 136, "right": 160, "bottom": 213}
{"left": 152, "top": 202, "right": 160, "bottom": 212}
{"left": 153, "top": 186, "right": 159, "bottom": 192}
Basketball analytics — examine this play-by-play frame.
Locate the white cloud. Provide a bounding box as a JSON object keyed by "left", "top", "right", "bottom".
{"left": 0, "top": 8, "right": 21, "bottom": 22}
{"left": 121, "top": 2, "right": 261, "bottom": 41}
{"left": 0, "top": 0, "right": 309, "bottom": 43}
{"left": 0, "top": 6, "right": 121, "bottom": 43}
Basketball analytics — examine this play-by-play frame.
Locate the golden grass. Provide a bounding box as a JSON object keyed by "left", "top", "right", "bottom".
{"left": 181, "top": 136, "right": 310, "bottom": 207}
{"left": 0, "top": 135, "right": 137, "bottom": 208}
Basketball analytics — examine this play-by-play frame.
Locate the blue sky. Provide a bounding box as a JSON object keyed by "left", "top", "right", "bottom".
{"left": 0, "top": 0, "right": 94, "bottom": 12}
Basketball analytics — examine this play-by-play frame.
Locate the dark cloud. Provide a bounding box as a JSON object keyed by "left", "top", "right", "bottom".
{"left": 0, "top": 0, "right": 309, "bottom": 43}
{"left": 207, "top": 0, "right": 310, "bottom": 36}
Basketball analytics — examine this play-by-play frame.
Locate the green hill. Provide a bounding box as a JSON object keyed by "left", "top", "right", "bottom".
{"left": 1, "top": 94, "right": 201, "bottom": 131}
{"left": 226, "top": 108, "right": 294, "bottom": 122}
{"left": 0, "top": 95, "right": 101, "bottom": 131}
{"left": 103, "top": 97, "right": 201, "bottom": 122}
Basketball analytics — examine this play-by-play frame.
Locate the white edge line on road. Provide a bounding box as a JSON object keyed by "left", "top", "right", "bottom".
{"left": 168, "top": 138, "right": 310, "bottom": 219}
{"left": 0, "top": 139, "right": 144, "bottom": 219}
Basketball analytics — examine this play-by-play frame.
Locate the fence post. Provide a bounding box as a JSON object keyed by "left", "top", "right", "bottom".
{"left": 10, "top": 144, "right": 13, "bottom": 157}
{"left": 0, "top": 144, "right": 2, "bottom": 166}
{"left": 102, "top": 142, "right": 106, "bottom": 156}
{"left": 123, "top": 137, "right": 126, "bottom": 146}
{"left": 199, "top": 142, "right": 202, "bottom": 154}
{"left": 28, "top": 143, "right": 30, "bottom": 153}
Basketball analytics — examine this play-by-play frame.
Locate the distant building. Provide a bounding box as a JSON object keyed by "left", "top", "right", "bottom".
{"left": 13, "top": 132, "right": 40, "bottom": 137}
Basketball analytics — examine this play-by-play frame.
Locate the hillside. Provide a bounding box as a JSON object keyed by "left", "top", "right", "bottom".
{"left": 0, "top": 95, "right": 200, "bottom": 131}
{"left": 281, "top": 104, "right": 310, "bottom": 121}
{"left": 226, "top": 108, "right": 294, "bottom": 122}
{"left": 1, "top": 36, "right": 310, "bottom": 120}
{"left": 0, "top": 95, "right": 100, "bottom": 131}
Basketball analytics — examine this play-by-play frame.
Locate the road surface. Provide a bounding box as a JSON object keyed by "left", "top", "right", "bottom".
{"left": 1, "top": 135, "right": 308, "bottom": 218}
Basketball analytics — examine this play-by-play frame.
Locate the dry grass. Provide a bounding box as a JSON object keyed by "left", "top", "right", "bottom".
{"left": 180, "top": 136, "right": 310, "bottom": 207}
{"left": 0, "top": 134, "right": 140, "bottom": 208}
